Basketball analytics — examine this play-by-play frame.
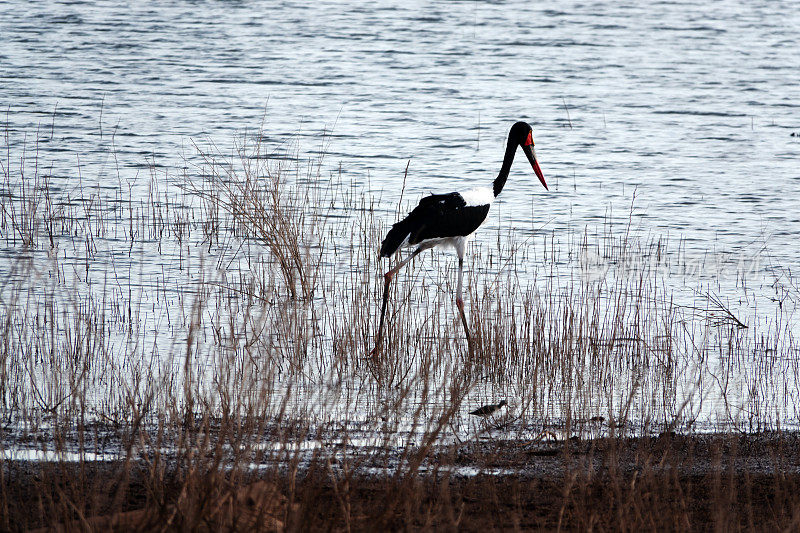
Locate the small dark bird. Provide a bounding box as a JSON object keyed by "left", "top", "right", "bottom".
{"left": 469, "top": 400, "right": 508, "bottom": 417}
{"left": 370, "top": 121, "right": 548, "bottom": 356}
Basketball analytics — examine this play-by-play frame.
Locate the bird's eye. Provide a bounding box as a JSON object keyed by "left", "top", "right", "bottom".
{"left": 524, "top": 131, "right": 534, "bottom": 146}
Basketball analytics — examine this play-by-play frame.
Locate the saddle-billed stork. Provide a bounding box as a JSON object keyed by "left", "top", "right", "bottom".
{"left": 370, "top": 121, "right": 548, "bottom": 355}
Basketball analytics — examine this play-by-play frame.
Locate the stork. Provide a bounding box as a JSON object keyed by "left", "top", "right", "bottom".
{"left": 370, "top": 121, "right": 548, "bottom": 355}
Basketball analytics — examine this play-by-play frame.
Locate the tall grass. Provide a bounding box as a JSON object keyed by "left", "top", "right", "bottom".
{"left": 1, "top": 119, "right": 799, "bottom": 529}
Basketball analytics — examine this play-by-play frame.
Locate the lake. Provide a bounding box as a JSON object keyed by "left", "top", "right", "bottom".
{"left": 2, "top": 0, "right": 800, "bottom": 448}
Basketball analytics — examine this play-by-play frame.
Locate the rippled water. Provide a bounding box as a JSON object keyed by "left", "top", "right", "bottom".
{"left": 2, "top": 1, "right": 800, "bottom": 435}
{"left": 3, "top": 1, "right": 799, "bottom": 253}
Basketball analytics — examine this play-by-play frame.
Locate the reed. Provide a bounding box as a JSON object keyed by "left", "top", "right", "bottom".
{"left": 1, "top": 118, "right": 799, "bottom": 530}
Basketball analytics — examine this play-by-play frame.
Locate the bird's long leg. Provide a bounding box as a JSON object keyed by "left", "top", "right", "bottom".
{"left": 370, "top": 246, "right": 425, "bottom": 357}
{"left": 455, "top": 255, "right": 473, "bottom": 353}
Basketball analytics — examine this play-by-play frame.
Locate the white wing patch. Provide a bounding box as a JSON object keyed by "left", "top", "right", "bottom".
{"left": 459, "top": 187, "right": 494, "bottom": 207}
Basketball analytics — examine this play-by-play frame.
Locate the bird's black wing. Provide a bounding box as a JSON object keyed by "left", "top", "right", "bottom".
{"left": 380, "top": 192, "right": 490, "bottom": 257}
{"left": 469, "top": 405, "right": 493, "bottom": 416}
{"left": 410, "top": 199, "right": 490, "bottom": 245}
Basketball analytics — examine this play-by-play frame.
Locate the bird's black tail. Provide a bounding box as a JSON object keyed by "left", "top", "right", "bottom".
{"left": 379, "top": 218, "right": 414, "bottom": 257}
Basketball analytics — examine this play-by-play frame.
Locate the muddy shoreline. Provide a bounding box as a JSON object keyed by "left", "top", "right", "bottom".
{"left": 5, "top": 432, "right": 800, "bottom": 530}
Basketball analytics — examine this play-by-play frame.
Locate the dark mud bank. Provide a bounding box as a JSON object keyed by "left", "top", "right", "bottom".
{"left": 5, "top": 432, "right": 800, "bottom": 530}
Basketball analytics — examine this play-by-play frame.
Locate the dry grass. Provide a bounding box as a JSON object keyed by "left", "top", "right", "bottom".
{"left": 1, "top": 119, "right": 799, "bottom": 530}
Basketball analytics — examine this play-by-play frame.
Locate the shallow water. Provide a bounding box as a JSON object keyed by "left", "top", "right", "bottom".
{"left": 2, "top": 1, "right": 800, "bottom": 437}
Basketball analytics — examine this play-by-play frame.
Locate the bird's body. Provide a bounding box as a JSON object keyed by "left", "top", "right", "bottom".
{"left": 469, "top": 400, "right": 508, "bottom": 417}
{"left": 378, "top": 186, "right": 494, "bottom": 258}
{"left": 369, "top": 121, "right": 548, "bottom": 356}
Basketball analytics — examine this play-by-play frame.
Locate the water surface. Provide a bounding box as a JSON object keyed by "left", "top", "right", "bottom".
{"left": 1, "top": 0, "right": 799, "bottom": 436}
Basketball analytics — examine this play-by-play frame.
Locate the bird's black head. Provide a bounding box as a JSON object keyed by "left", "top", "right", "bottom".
{"left": 508, "top": 121, "right": 547, "bottom": 190}
{"left": 498, "top": 400, "right": 508, "bottom": 407}
{"left": 509, "top": 121, "right": 533, "bottom": 146}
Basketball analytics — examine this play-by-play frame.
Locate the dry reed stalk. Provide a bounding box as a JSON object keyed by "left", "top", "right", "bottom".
{"left": 1, "top": 119, "right": 800, "bottom": 530}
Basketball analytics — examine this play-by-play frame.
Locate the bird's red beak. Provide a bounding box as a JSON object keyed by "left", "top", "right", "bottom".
{"left": 523, "top": 144, "right": 548, "bottom": 190}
